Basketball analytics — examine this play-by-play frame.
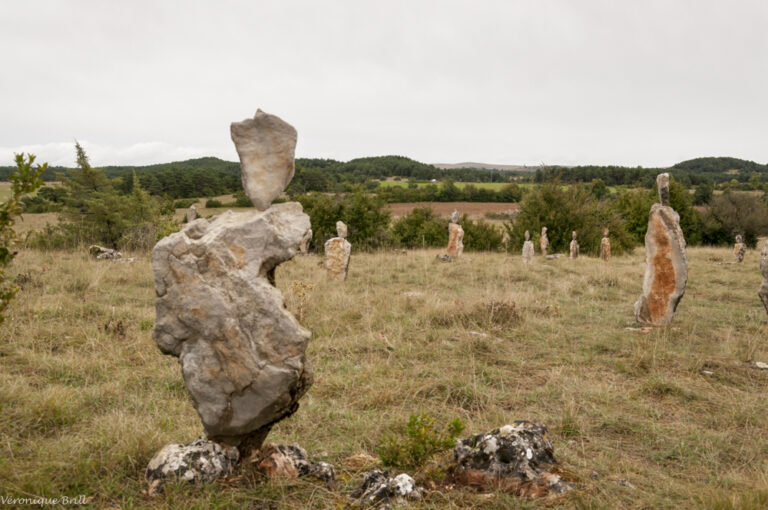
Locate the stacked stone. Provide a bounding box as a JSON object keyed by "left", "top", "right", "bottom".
{"left": 324, "top": 221, "right": 352, "bottom": 281}
{"left": 569, "top": 231, "right": 579, "bottom": 259}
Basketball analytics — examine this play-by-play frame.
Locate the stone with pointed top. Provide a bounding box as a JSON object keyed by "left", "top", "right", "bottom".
{"left": 522, "top": 230, "right": 534, "bottom": 264}
{"left": 657, "top": 173, "right": 670, "bottom": 206}
{"left": 601, "top": 229, "right": 611, "bottom": 261}
{"left": 187, "top": 205, "right": 198, "bottom": 223}
{"left": 539, "top": 227, "right": 549, "bottom": 257}
{"left": 450, "top": 210, "right": 460, "bottom": 224}
{"left": 336, "top": 221, "right": 348, "bottom": 239}
{"left": 569, "top": 231, "right": 579, "bottom": 259}
{"left": 734, "top": 235, "right": 746, "bottom": 263}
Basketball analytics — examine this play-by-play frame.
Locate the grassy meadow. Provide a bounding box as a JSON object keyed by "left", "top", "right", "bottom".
{"left": 1, "top": 244, "right": 767, "bottom": 509}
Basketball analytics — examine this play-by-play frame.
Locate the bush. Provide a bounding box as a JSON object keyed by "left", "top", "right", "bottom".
{"left": 700, "top": 191, "right": 768, "bottom": 247}
{"left": 390, "top": 207, "right": 447, "bottom": 248}
{"left": 205, "top": 199, "right": 223, "bottom": 208}
{"left": 173, "top": 198, "right": 198, "bottom": 209}
{"left": 461, "top": 215, "right": 504, "bottom": 251}
{"left": 377, "top": 413, "right": 465, "bottom": 468}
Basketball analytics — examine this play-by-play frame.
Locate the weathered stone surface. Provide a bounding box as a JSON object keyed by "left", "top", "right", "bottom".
{"left": 657, "top": 172, "right": 670, "bottom": 205}
{"left": 230, "top": 110, "right": 297, "bottom": 210}
{"left": 600, "top": 229, "right": 611, "bottom": 261}
{"left": 299, "top": 228, "right": 312, "bottom": 254}
{"left": 336, "top": 220, "right": 348, "bottom": 239}
{"left": 187, "top": 205, "right": 198, "bottom": 223}
{"left": 569, "top": 231, "right": 579, "bottom": 259}
{"left": 324, "top": 237, "right": 352, "bottom": 281}
{"left": 351, "top": 470, "right": 421, "bottom": 509}
{"left": 452, "top": 421, "right": 574, "bottom": 498}
{"left": 634, "top": 176, "right": 688, "bottom": 326}
{"left": 152, "top": 203, "right": 313, "bottom": 448}
{"left": 435, "top": 254, "right": 453, "bottom": 263}
{"left": 759, "top": 240, "right": 768, "bottom": 316}
{"left": 89, "top": 244, "right": 122, "bottom": 260}
{"left": 447, "top": 223, "right": 464, "bottom": 258}
{"left": 522, "top": 230, "right": 534, "bottom": 264}
{"left": 252, "top": 443, "right": 335, "bottom": 485}
{"left": 145, "top": 438, "right": 239, "bottom": 495}
{"left": 450, "top": 209, "right": 460, "bottom": 224}
{"left": 734, "top": 235, "right": 746, "bottom": 263}
{"left": 539, "top": 227, "right": 549, "bottom": 257}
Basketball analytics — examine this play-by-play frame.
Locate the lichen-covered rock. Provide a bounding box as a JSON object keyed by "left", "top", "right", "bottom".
{"left": 447, "top": 223, "right": 464, "bottom": 258}
{"left": 324, "top": 237, "right": 351, "bottom": 281}
{"left": 252, "top": 443, "right": 335, "bottom": 485}
{"left": 600, "top": 229, "right": 611, "bottom": 261}
{"left": 145, "top": 438, "right": 239, "bottom": 495}
{"left": 539, "top": 227, "right": 549, "bottom": 257}
{"left": 522, "top": 230, "right": 534, "bottom": 264}
{"left": 89, "top": 245, "right": 122, "bottom": 260}
{"left": 759, "top": 240, "right": 768, "bottom": 316}
{"left": 634, "top": 174, "right": 687, "bottom": 326}
{"left": 230, "top": 109, "right": 297, "bottom": 210}
{"left": 351, "top": 470, "right": 421, "bottom": 508}
{"left": 734, "top": 235, "right": 746, "bottom": 263}
{"left": 569, "top": 231, "right": 579, "bottom": 259}
{"left": 187, "top": 204, "right": 198, "bottom": 223}
{"left": 152, "top": 203, "right": 313, "bottom": 449}
{"left": 452, "top": 421, "right": 574, "bottom": 498}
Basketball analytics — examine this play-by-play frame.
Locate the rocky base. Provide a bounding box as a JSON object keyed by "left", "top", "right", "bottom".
{"left": 350, "top": 470, "right": 421, "bottom": 509}
{"left": 145, "top": 438, "right": 239, "bottom": 495}
{"left": 452, "top": 421, "right": 574, "bottom": 498}
{"left": 251, "top": 443, "right": 335, "bottom": 485}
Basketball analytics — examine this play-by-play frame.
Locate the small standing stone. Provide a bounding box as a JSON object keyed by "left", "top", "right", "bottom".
{"left": 450, "top": 209, "right": 460, "bottom": 224}
{"left": 634, "top": 173, "right": 688, "bottom": 326}
{"left": 187, "top": 205, "right": 198, "bottom": 223}
{"left": 539, "top": 227, "right": 549, "bottom": 257}
{"left": 336, "top": 221, "right": 348, "bottom": 239}
{"left": 759, "top": 240, "right": 768, "bottom": 316}
{"left": 446, "top": 212, "right": 464, "bottom": 259}
{"left": 324, "top": 228, "right": 352, "bottom": 281}
{"left": 569, "top": 231, "right": 579, "bottom": 259}
{"left": 734, "top": 235, "right": 746, "bottom": 263}
{"left": 522, "top": 230, "right": 534, "bottom": 264}
{"left": 600, "top": 229, "right": 611, "bottom": 261}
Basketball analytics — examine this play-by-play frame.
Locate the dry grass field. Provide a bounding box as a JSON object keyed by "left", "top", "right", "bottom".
{"left": 1, "top": 244, "right": 767, "bottom": 509}
{"left": 384, "top": 202, "right": 519, "bottom": 218}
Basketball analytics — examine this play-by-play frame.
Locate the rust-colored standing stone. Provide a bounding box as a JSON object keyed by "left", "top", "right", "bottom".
{"left": 447, "top": 223, "right": 464, "bottom": 258}
{"left": 600, "top": 229, "right": 611, "bottom": 261}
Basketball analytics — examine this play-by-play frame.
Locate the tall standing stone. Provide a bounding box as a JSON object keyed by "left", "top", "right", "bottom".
{"left": 600, "top": 229, "right": 611, "bottom": 261}
{"left": 539, "top": 227, "right": 549, "bottom": 257}
{"left": 187, "top": 204, "right": 199, "bottom": 223}
{"left": 734, "top": 235, "right": 746, "bottom": 263}
{"left": 324, "top": 221, "right": 351, "bottom": 281}
{"left": 759, "top": 240, "right": 768, "bottom": 316}
{"left": 634, "top": 173, "right": 688, "bottom": 326}
{"left": 230, "top": 109, "right": 297, "bottom": 210}
{"left": 522, "top": 230, "right": 534, "bottom": 264}
{"left": 446, "top": 212, "right": 464, "bottom": 259}
{"left": 569, "top": 231, "right": 579, "bottom": 259}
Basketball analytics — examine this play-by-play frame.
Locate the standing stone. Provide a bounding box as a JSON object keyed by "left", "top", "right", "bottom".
{"left": 734, "top": 235, "right": 746, "bottom": 263}
{"left": 336, "top": 221, "right": 348, "bottom": 239}
{"left": 299, "top": 228, "right": 312, "bottom": 255}
{"left": 522, "top": 230, "right": 534, "bottom": 264}
{"left": 539, "top": 227, "right": 549, "bottom": 257}
{"left": 759, "top": 240, "right": 768, "bottom": 316}
{"left": 230, "top": 109, "right": 297, "bottom": 210}
{"left": 600, "top": 229, "right": 611, "bottom": 261}
{"left": 634, "top": 173, "right": 688, "bottom": 326}
{"left": 447, "top": 223, "right": 465, "bottom": 259}
{"left": 187, "top": 204, "right": 199, "bottom": 223}
{"left": 450, "top": 209, "right": 460, "bottom": 224}
{"left": 324, "top": 236, "right": 352, "bottom": 281}
{"left": 569, "top": 231, "right": 579, "bottom": 259}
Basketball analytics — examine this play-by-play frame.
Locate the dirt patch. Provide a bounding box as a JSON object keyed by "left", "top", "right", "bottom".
{"left": 383, "top": 202, "right": 519, "bottom": 218}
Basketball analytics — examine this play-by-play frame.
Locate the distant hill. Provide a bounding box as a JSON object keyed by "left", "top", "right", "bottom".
{"left": 672, "top": 157, "right": 766, "bottom": 174}
{"left": 433, "top": 162, "right": 538, "bottom": 172}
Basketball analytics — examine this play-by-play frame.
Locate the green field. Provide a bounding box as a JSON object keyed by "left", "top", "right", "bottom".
{"left": 378, "top": 181, "right": 510, "bottom": 190}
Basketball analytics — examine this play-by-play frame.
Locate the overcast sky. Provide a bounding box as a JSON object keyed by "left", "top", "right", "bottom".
{"left": 1, "top": 0, "right": 766, "bottom": 168}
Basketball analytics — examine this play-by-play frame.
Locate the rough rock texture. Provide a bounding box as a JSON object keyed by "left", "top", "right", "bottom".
{"left": 569, "top": 231, "right": 579, "bottom": 259}
{"left": 450, "top": 209, "right": 460, "bottom": 224}
{"left": 734, "top": 235, "right": 746, "bottom": 263}
{"left": 600, "top": 229, "right": 611, "bottom": 261}
{"left": 324, "top": 237, "right": 352, "bottom": 281}
{"left": 336, "top": 220, "right": 348, "bottom": 239}
{"left": 145, "top": 438, "right": 239, "bottom": 495}
{"left": 252, "top": 443, "right": 335, "bottom": 485}
{"left": 634, "top": 174, "right": 688, "bottom": 326}
{"left": 539, "top": 227, "right": 549, "bottom": 257}
{"left": 152, "top": 203, "right": 313, "bottom": 449}
{"left": 522, "top": 230, "right": 534, "bottom": 265}
{"left": 187, "top": 205, "right": 198, "bottom": 223}
{"left": 657, "top": 172, "right": 671, "bottom": 205}
{"left": 759, "top": 240, "right": 768, "bottom": 316}
{"left": 447, "top": 223, "right": 464, "bottom": 258}
{"left": 452, "top": 421, "right": 574, "bottom": 498}
{"left": 89, "top": 245, "right": 122, "bottom": 260}
{"left": 435, "top": 254, "right": 453, "bottom": 263}
{"left": 351, "top": 470, "right": 421, "bottom": 509}
{"left": 230, "top": 109, "right": 297, "bottom": 210}
{"left": 299, "top": 228, "right": 312, "bottom": 254}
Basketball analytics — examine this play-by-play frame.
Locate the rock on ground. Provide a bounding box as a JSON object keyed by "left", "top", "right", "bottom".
{"left": 634, "top": 199, "right": 688, "bottom": 326}
{"left": 759, "top": 240, "right": 768, "bottom": 316}
{"left": 324, "top": 237, "right": 351, "bottom": 280}
{"left": 251, "top": 443, "right": 335, "bottom": 485}
{"left": 447, "top": 223, "right": 464, "bottom": 258}
{"left": 351, "top": 470, "right": 421, "bottom": 508}
{"left": 230, "top": 109, "right": 297, "bottom": 210}
{"left": 89, "top": 245, "right": 122, "bottom": 260}
{"left": 145, "top": 438, "right": 239, "bottom": 495}
{"left": 152, "top": 203, "right": 313, "bottom": 450}
{"left": 452, "top": 421, "right": 574, "bottom": 498}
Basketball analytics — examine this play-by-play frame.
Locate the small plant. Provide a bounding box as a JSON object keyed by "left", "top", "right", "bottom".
{"left": 377, "top": 413, "right": 465, "bottom": 468}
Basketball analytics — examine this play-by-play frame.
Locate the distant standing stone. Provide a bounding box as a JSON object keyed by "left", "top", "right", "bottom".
{"left": 324, "top": 236, "right": 351, "bottom": 281}
{"left": 336, "top": 221, "right": 348, "bottom": 239}
{"left": 759, "top": 240, "right": 768, "bottom": 316}
{"left": 230, "top": 109, "right": 297, "bottom": 210}
{"left": 187, "top": 204, "right": 198, "bottom": 222}
{"left": 447, "top": 223, "right": 464, "bottom": 258}
{"left": 600, "top": 229, "right": 611, "bottom": 261}
{"left": 522, "top": 230, "right": 534, "bottom": 264}
{"left": 450, "top": 209, "right": 460, "bottom": 224}
{"left": 539, "top": 227, "right": 549, "bottom": 257}
{"left": 734, "top": 235, "right": 746, "bottom": 263}
{"left": 569, "top": 231, "right": 579, "bottom": 259}
{"left": 634, "top": 173, "right": 688, "bottom": 326}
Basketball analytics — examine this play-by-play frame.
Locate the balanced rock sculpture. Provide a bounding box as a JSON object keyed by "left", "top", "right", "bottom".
{"left": 539, "top": 227, "right": 549, "bottom": 257}
{"left": 600, "top": 229, "right": 611, "bottom": 261}
{"left": 230, "top": 109, "right": 297, "bottom": 210}
{"left": 446, "top": 210, "right": 464, "bottom": 259}
{"left": 634, "top": 173, "right": 687, "bottom": 326}
{"left": 759, "top": 240, "right": 768, "bottom": 316}
{"left": 569, "top": 231, "right": 579, "bottom": 259}
{"left": 522, "top": 230, "right": 534, "bottom": 264}
{"left": 324, "top": 221, "right": 351, "bottom": 281}
{"left": 734, "top": 235, "right": 746, "bottom": 263}
{"left": 151, "top": 111, "right": 313, "bottom": 462}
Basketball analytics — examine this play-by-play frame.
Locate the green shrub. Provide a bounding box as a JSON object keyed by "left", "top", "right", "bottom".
{"left": 390, "top": 207, "right": 447, "bottom": 248}
{"left": 173, "top": 198, "right": 198, "bottom": 209}
{"left": 377, "top": 413, "right": 465, "bottom": 468}
{"left": 461, "top": 215, "right": 504, "bottom": 251}
{"left": 205, "top": 199, "right": 223, "bottom": 208}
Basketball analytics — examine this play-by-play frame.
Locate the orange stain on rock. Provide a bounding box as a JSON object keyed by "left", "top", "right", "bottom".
{"left": 648, "top": 214, "right": 676, "bottom": 322}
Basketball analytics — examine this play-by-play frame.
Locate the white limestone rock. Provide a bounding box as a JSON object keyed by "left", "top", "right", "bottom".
{"left": 324, "top": 237, "right": 351, "bottom": 281}
{"left": 145, "top": 438, "right": 239, "bottom": 494}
